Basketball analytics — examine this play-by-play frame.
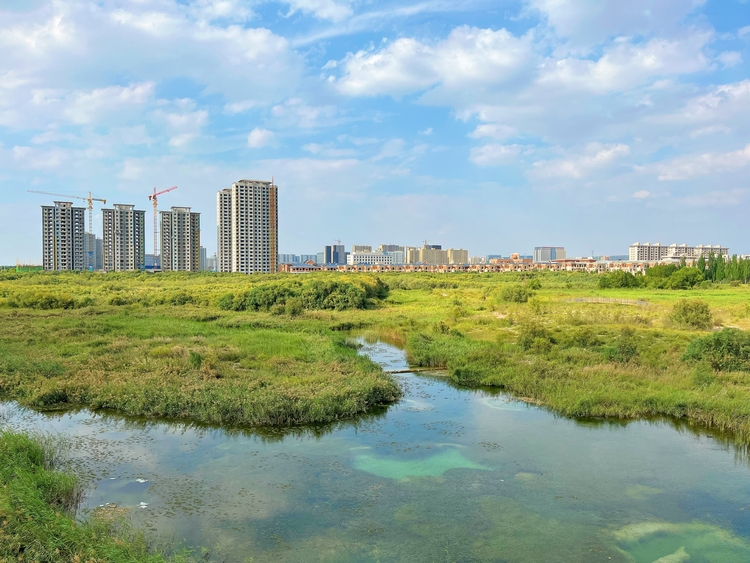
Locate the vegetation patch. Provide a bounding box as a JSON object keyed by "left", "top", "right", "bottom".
{"left": 0, "top": 430, "right": 192, "bottom": 562}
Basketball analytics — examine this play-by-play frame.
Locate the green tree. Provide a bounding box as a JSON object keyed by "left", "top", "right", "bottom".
{"left": 667, "top": 267, "right": 704, "bottom": 290}
{"left": 697, "top": 255, "right": 706, "bottom": 278}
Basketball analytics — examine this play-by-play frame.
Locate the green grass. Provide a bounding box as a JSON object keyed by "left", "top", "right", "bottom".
{"left": 2, "top": 270, "right": 750, "bottom": 442}
{"left": 0, "top": 429, "right": 191, "bottom": 562}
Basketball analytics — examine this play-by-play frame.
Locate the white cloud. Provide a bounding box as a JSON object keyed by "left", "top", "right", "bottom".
{"left": 468, "top": 123, "right": 516, "bottom": 140}
{"left": 717, "top": 51, "right": 742, "bottom": 68}
{"left": 302, "top": 143, "right": 356, "bottom": 157}
{"left": 282, "top": 0, "right": 353, "bottom": 22}
{"left": 247, "top": 128, "right": 275, "bottom": 148}
{"left": 64, "top": 83, "right": 155, "bottom": 124}
{"left": 655, "top": 144, "right": 750, "bottom": 180}
{"left": 537, "top": 34, "right": 711, "bottom": 94}
{"left": 419, "top": 127, "right": 433, "bottom": 135}
{"left": 739, "top": 26, "right": 750, "bottom": 39}
{"left": 470, "top": 144, "right": 525, "bottom": 166}
{"left": 532, "top": 143, "right": 630, "bottom": 178}
{"left": 527, "top": 0, "right": 706, "bottom": 47}
{"left": 632, "top": 190, "right": 650, "bottom": 199}
{"left": 336, "top": 26, "right": 533, "bottom": 97}
{"left": 271, "top": 98, "right": 337, "bottom": 128}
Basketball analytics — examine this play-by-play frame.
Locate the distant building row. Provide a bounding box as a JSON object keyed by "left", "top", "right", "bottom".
{"left": 629, "top": 243, "right": 729, "bottom": 261}
{"left": 42, "top": 202, "right": 201, "bottom": 272}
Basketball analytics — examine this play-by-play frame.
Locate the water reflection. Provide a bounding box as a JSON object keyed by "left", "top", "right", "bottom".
{"left": 2, "top": 339, "right": 750, "bottom": 562}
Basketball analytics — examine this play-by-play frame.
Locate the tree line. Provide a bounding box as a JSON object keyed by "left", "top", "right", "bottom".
{"left": 599, "top": 253, "right": 750, "bottom": 289}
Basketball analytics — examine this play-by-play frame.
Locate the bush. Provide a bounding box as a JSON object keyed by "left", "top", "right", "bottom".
{"left": 603, "top": 328, "right": 639, "bottom": 363}
{"left": 667, "top": 267, "right": 704, "bottom": 290}
{"left": 500, "top": 285, "right": 534, "bottom": 303}
{"left": 682, "top": 329, "right": 750, "bottom": 372}
{"left": 598, "top": 270, "right": 641, "bottom": 289}
{"left": 517, "top": 322, "right": 554, "bottom": 351}
{"left": 285, "top": 297, "right": 303, "bottom": 317}
{"left": 527, "top": 278, "right": 542, "bottom": 290}
{"left": 671, "top": 299, "right": 712, "bottom": 330}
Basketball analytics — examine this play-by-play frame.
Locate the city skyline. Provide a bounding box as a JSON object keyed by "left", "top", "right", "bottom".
{"left": 1, "top": 1, "right": 749, "bottom": 264}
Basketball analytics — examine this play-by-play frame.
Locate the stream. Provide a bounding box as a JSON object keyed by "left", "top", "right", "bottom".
{"left": 3, "top": 338, "right": 750, "bottom": 562}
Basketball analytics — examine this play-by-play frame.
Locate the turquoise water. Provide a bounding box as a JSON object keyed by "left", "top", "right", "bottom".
{"left": 3, "top": 339, "right": 750, "bottom": 562}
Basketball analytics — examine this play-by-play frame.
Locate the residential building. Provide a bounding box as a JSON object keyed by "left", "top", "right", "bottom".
{"left": 316, "top": 252, "right": 324, "bottom": 265}
{"left": 200, "top": 247, "right": 207, "bottom": 271}
{"left": 352, "top": 245, "right": 372, "bottom": 253}
{"left": 534, "top": 246, "right": 566, "bottom": 263}
{"left": 324, "top": 244, "right": 347, "bottom": 265}
{"left": 207, "top": 254, "right": 218, "bottom": 272}
{"left": 278, "top": 254, "right": 300, "bottom": 264}
{"left": 84, "top": 233, "right": 103, "bottom": 271}
{"left": 216, "top": 188, "right": 233, "bottom": 273}
{"left": 404, "top": 246, "right": 420, "bottom": 264}
{"left": 160, "top": 207, "right": 201, "bottom": 272}
{"left": 347, "top": 251, "right": 396, "bottom": 266}
{"left": 145, "top": 254, "right": 159, "bottom": 269}
{"left": 470, "top": 256, "right": 486, "bottom": 265}
{"left": 447, "top": 248, "right": 469, "bottom": 264}
{"left": 385, "top": 250, "right": 405, "bottom": 264}
{"left": 378, "top": 244, "right": 404, "bottom": 253}
{"left": 41, "top": 201, "right": 86, "bottom": 271}
{"left": 300, "top": 254, "right": 317, "bottom": 264}
{"left": 102, "top": 204, "right": 146, "bottom": 272}
{"left": 217, "top": 180, "right": 279, "bottom": 274}
{"left": 628, "top": 243, "right": 730, "bottom": 261}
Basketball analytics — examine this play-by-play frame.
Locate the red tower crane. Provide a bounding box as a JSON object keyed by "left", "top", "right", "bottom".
{"left": 148, "top": 186, "right": 177, "bottom": 267}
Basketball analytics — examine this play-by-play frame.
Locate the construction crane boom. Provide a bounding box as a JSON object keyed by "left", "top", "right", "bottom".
{"left": 148, "top": 186, "right": 177, "bottom": 268}
{"left": 28, "top": 190, "right": 107, "bottom": 270}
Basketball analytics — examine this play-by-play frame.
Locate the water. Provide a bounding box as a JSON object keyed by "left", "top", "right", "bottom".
{"left": 4, "top": 339, "right": 750, "bottom": 562}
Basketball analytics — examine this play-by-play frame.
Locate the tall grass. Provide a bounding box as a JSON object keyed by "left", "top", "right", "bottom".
{"left": 0, "top": 430, "right": 192, "bottom": 562}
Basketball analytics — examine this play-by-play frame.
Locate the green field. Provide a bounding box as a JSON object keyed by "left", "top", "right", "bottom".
{"left": 1, "top": 270, "right": 750, "bottom": 441}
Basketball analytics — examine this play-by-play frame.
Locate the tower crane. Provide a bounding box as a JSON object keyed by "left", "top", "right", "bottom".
{"left": 28, "top": 190, "right": 107, "bottom": 270}
{"left": 148, "top": 186, "right": 177, "bottom": 267}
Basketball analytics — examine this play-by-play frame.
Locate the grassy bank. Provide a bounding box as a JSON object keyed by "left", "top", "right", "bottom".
{"left": 2, "top": 270, "right": 750, "bottom": 442}
{"left": 0, "top": 429, "right": 189, "bottom": 562}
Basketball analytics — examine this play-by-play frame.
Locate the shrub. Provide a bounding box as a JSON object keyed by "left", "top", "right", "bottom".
{"left": 215, "top": 293, "right": 235, "bottom": 310}
{"left": 517, "top": 322, "right": 554, "bottom": 351}
{"left": 598, "top": 270, "right": 641, "bottom": 289}
{"left": 667, "top": 267, "right": 704, "bottom": 290}
{"left": 285, "top": 297, "right": 303, "bottom": 317}
{"left": 682, "top": 329, "right": 750, "bottom": 372}
{"left": 500, "top": 285, "right": 534, "bottom": 303}
{"left": 670, "top": 299, "right": 712, "bottom": 330}
{"left": 603, "top": 328, "right": 639, "bottom": 363}
{"left": 527, "top": 278, "right": 542, "bottom": 290}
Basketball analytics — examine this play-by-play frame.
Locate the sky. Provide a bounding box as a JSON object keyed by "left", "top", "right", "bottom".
{"left": 1, "top": 0, "right": 749, "bottom": 263}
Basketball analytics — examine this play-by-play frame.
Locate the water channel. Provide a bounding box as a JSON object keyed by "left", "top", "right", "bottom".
{"left": 3, "top": 338, "right": 750, "bottom": 562}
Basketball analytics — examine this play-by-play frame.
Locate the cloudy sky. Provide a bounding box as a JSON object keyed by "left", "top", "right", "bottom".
{"left": 1, "top": 0, "right": 749, "bottom": 263}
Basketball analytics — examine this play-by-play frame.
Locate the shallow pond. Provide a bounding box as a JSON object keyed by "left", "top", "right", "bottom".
{"left": 4, "top": 339, "right": 750, "bottom": 562}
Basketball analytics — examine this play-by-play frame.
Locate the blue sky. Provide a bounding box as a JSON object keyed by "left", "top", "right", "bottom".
{"left": 1, "top": 0, "right": 749, "bottom": 263}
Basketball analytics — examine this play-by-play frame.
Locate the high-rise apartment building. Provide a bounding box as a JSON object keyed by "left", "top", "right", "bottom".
{"left": 84, "top": 233, "right": 103, "bottom": 271}
{"left": 41, "top": 202, "right": 86, "bottom": 271}
{"left": 324, "top": 244, "right": 347, "bottom": 265}
{"left": 102, "top": 204, "right": 146, "bottom": 272}
{"left": 160, "top": 207, "right": 200, "bottom": 272}
{"left": 378, "top": 244, "right": 405, "bottom": 253}
{"left": 217, "top": 180, "right": 278, "bottom": 274}
{"left": 628, "top": 243, "right": 729, "bottom": 261}
{"left": 200, "top": 247, "right": 208, "bottom": 271}
{"left": 534, "top": 246, "right": 566, "bottom": 263}
{"left": 352, "top": 245, "right": 372, "bottom": 253}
